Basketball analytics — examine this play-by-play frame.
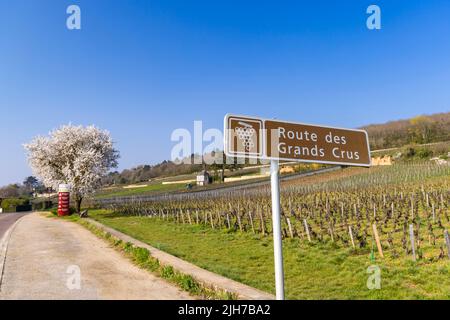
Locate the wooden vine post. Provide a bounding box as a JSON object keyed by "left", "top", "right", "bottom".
{"left": 349, "top": 226, "right": 356, "bottom": 249}
{"left": 209, "top": 212, "right": 215, "bottom": 229}
{"left": 187, "top": 210, "right": 192, "bottom": 225}
{"left": 444, "top": 230, "right": 450, "bottom": 260}
{"left": 181, "top": 209, "right": 185, "bottom": 224}
{"left": 248, "top": 212, "right": 255, "bottom": 233}
{"left": 409, "top": 224, "right": 416, "bottom": 261}
{"left": 304, "top": 219, "right": 311, "bottom": 242}
{"left": 258, "top": 205, "right": 266, "bottom": 236}
{"left": 286, "top": 217, "right": 294, "bottom": 239}
{"left": 372, "top": 224, "right": 384, "bottom": 258}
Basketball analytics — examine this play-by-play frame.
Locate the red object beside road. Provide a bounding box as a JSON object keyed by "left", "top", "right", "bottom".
{"left": 58, "top": 184, "right": 71, "bottom": 216}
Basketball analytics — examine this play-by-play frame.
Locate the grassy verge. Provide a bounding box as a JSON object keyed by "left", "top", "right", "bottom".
{"left": 87, "top": 210, "right": 450, "bottom": 300}
{"left": 44, "top": 212, "right": 236, "bottom": 300}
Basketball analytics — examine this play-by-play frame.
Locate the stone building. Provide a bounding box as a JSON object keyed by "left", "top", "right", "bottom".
{"left": 371, "top": 155, "right": 393, "bottom": 166}
{"left": 196, "top": 170, "right": 211, "bottom": 186}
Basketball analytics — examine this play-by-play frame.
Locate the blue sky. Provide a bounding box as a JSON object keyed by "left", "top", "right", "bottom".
{"left": 1, "top": 0, "right": 450, "bottom": 186}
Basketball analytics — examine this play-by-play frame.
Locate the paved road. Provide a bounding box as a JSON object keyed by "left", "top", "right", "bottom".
{"left": 0, "top": 213, "right": 193, "bottom": 300}
{"left": 0, "top": 212, "right": 30, "bottom": 239}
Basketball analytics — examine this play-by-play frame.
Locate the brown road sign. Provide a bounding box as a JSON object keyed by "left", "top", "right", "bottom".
{"left": 265, "top": 119, "right": 371, "bottom": 166}
{"left": 224, "top": 114, "right": 371, "bottom": 167}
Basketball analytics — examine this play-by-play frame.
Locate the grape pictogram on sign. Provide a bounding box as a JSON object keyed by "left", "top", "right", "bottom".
{"left": 235, "top": 121, "right": 256, "bottom": 152}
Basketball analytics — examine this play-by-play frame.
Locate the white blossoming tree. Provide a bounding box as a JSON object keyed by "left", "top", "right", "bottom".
{"left": 24, "top": 125, "right": 120, "bottom": 213}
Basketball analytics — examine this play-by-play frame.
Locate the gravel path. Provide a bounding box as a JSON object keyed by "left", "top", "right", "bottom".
{"left": 0, "top": 213, "right": 192, "bottom": 300}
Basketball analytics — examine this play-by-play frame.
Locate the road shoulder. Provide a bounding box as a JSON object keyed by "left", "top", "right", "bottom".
{"left": 0, "top": 217, "right": 24, "bottom": 289}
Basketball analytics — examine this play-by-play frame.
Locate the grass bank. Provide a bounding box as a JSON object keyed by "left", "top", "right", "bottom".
{"left": 88, "top": 210, "right": 450, "bottom": 299}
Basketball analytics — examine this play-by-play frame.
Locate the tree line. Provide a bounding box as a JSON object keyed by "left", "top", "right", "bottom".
{"left": 362, "top": 112, "right": 450, "bottom": 150}
{"left": 0, "top": 176, "right": 50, "bottom": 211}
{"left": 0, "top": 176, "right": 47, "bottom": 199}
{"left": 100, "top": 151, "right": 245, "bottom": 186}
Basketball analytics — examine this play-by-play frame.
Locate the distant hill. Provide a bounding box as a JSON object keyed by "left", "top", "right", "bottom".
{"left": 361, "top": 112, "right": 450, "bottom": 150}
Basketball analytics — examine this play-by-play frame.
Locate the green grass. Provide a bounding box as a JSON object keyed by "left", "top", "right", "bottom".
{"left": 88, "top": 210, "right": 450, "bottom": 300}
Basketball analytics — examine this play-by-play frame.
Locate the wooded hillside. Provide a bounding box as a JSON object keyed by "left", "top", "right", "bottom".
{"left": 362, "top": 112, "right": 450, "bottom": 150}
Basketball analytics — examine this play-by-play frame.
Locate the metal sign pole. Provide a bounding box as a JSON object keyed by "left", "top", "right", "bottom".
{"left": 270, "top": 159, "right": 285, "bottom": 300}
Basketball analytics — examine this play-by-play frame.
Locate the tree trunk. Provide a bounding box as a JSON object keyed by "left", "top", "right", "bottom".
{"left": 75, "top": 195, "right": 83, "bottom": 214}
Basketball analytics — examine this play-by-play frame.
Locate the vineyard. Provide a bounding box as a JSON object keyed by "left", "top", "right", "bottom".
{"left": 98, "top": 163, "right": 450, "bottom": 261}
{"left": 92, "top": 162, "right": 450, "bottom": 298}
